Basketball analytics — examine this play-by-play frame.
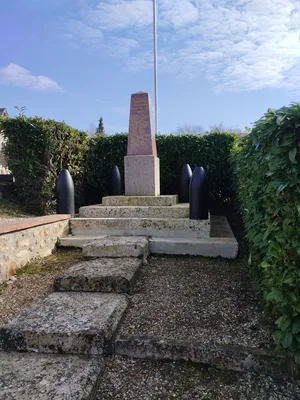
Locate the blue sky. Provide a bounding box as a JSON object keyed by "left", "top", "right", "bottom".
{"left": 1, "top": 0, "right": 300, "bottom": 134}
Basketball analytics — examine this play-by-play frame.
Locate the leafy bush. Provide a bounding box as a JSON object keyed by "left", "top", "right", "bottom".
{"left": 85, "top": 132, "right": 237, "bottom": 206}
{"left": 0, "top": 116, "right": 88, "bottom": 215}
{"left": 233, "top": 103, "right": 300, "bottom": 362}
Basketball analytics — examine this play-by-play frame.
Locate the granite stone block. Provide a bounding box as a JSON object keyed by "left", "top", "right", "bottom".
{"left": 82, "top": 236, "right": 149, "bottom": 260}
{"left": 54, "top": 258, "right": 143, "bottom": 293}
{"left": 125, "top": 155, "right": 160, "bottom": 196}
{"left": 127, "top": 92, "right": 157, "bottom": 156}
{"left": 0, "top": 292, "right": 128, "bottom": 355}
{"left": 0, "top": 352, "right": 104, "bottom": 400}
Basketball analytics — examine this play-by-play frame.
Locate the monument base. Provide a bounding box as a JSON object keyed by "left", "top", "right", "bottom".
{"left": 125, "top": 155, "right": 160, "bottom": 196}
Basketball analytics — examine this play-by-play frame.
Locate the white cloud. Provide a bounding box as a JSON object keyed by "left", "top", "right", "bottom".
{"left": 160, "top": 0, "right": 198, "bottom": 28}
{"left": 105, "top": 37, "right": 139, "bottom": 57}
{"left": 0, "top": 63, "right": 62, "bottom": 92}
{"left": 159, "top": 0, "right": 300, "bottom": 92}
{"left": 61, "top": 0, "right": 300, "bottom": 93}
{"left": 63, "top": 20, "right": 103, "bottom": 46}
{"left": 87, "top": 0, "right": 153, "bottom": 30}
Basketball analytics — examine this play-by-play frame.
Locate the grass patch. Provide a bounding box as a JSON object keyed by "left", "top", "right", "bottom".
{"left": 0, "top": 282, "right": 8, "bottom": 293}
{"left": 15, "top": 249, "right": 83, "bottom": 277}
{"left": 0, "top": 199, "right": 31, "bottom": 218}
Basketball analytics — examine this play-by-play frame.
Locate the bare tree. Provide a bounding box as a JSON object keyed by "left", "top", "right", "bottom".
{"left": 88, "top": 123, "right": 97, "bottom": 135}
{"left": 209, "top": 122, "right": 246, "bottom": 134}
{"left": 174, "top": 123, "right": 205, "bottom": 135}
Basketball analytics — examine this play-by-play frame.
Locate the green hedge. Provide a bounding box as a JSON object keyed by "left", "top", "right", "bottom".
{"left": 0, "top": 117, "right": 237, "bottom": 213}
{"left": 233, "top": 103, "right": 300, "bottom": 362}
{"left": 0, "top": 116, "right": 88, "bottom": 215}
{"left": 85, "top": 132, "right": 237, "bottom": 206}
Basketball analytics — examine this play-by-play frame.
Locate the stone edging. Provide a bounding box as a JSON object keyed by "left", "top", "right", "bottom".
{"left": 115, "top": 337, "right": 295, "bottom": 378}
{"left": 0, "top": 215, "right": 71, "bottom": 235}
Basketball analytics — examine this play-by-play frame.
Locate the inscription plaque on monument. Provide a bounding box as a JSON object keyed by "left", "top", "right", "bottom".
{"left": 125, "top": 92, "right": 160, "bottom": 196}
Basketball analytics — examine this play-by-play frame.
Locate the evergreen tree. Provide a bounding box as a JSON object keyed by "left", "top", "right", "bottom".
{"left": 96, "top": 117, "right": 105, "bottom": 135}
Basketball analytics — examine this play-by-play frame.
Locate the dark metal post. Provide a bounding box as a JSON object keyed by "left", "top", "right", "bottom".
{"left": 189, "top": 167, "right": 209, "bottom": 220}
{"left": 56, "top": 169, "right": 75, "bottom": 216}
{"left": 110, "top": 166, "right": 122, "bottom": 196}
{"left": 179, "top": 164, "right": 192, "bottom": 203}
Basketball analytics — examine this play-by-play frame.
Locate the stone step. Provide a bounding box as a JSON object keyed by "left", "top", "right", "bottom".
{"left": 0, "top": 292, "right": 128, "bottom": 355}
{"left": 58, "top": 236, "right": 238, "bottom": 259}
{"left": 82, "top": 236, "right": 149, "bottom": 260}
{"left": 70, "top": 217, "right": 210, "bottom": 239}
{"left": 102, "top": 195, "right": 178, "bottom": 207}
{"left": 0, "top": 352, "right": 104, "bottom": 400}
{"left": 54, "top": 258, "right": 142, "bottom": 293}
{"left": 59, "top": 235, "right": 107, "bottom": 247}
{"left": 149, "top": 237, "right": 238, "bottom": 259}
{"left": 114, "top": 338, "right": 290, "bottom": 377}
{"left": 79, "top": 204, "right": 189, "bottom": 219}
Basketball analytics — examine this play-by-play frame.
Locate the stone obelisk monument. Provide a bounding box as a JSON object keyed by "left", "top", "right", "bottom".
{"left": 125, "top": 92, "right": 160, "bottom": 196}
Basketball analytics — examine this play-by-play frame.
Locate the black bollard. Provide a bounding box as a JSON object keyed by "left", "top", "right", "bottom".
{"left": 56, "top": 169, "right": 75, "bottom": 216}
{"left": 110, "top": 165, "right": 122, "bottom": 195}
{"left": 189, "top": 167, "right": 209, "bottom": 220}
{"left": 179, "top": 164, "right": 192, "bottom": 203}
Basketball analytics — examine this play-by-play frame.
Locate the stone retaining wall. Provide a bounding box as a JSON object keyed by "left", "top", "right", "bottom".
{"left": 0, "top": 215, "right": 70, "bottom": 283}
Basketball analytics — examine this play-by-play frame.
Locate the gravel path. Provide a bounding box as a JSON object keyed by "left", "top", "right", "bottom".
{"left": 97, "top": 355, "right": 300, "bottom": 400}
{"left": 118, "top": 256, "right": 271, "bottom": 348}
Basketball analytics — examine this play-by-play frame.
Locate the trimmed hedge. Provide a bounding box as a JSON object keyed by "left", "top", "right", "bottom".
{"left": 85, "top": 132, "right": 237, "bottom": 206}
{"left": 233, "top": 104, "right": 300, "bottom": 362}
{"left": 0, "top": 116, "right": 88, "bottom": 215}
{"left": 0, "top": 117, "right": 237, "bottom": 213}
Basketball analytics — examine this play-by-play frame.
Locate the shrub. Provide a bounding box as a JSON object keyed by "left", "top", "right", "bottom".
{"left": 233, "top": 103, "right": 300, "bottom": 362}
{"left": 85, "top": 133, "right": 128, "bottom": 204}
{"left": 85, "top": 132, "right": 237, "bottom": 206}
{"left": 0, "top": 116, "right": 88, "bottom": 215}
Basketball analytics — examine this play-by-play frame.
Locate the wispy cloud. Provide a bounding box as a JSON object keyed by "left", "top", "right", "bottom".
{"left": 0, "top": 63, "right": 62, "bottom": 92}
{"left": 160, "top": 0, "right": 198, "bottom": 28}
{"left": 105, "top": 37, "right": 140, "bottom": 57}
{"left": 87, "top": 0, "right": 153, "bottom": 30}
{"left": 62, "top": 19, "right": 103, "bottom": 47}
{"left": 61, "top": 0, "right": 300, "bottom": 93}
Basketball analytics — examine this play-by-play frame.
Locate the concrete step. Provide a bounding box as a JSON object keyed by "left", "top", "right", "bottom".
{"left": 149, "top": 237, "right": 238, "bottom": 259}
{"left": 114, "top": 338, "right": 290, "bottom": 377}
{"left": 0, "top": 352, "right": 104, "bottom": 400}
{"left": 70, "top": 217, "right": 210, "bottom": 239}
{"left": 54, "top": 258, "right": 142, "bottom": 293}
{"left": 79, "top": 204, "right": 189, "bottom": 219}
{"left": 82, "top": 236, "right": 149, "bottom": 260}
{"left": 59, "top": 235, "right": 107, "bottom": 247}
{"left": 102, "top": 195, "right": 178, "bottom": 207}
{"left": 0, "top": 292, "right": 128, "bottom": 355}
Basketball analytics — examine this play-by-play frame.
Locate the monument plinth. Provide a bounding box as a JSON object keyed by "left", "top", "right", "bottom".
{"left": 125, "top": 92, "right": 160, "bottom": 196}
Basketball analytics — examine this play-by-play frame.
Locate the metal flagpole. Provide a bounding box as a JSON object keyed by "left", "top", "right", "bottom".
{"left": 153, "top": 0, "right": 158, "bottom": 135}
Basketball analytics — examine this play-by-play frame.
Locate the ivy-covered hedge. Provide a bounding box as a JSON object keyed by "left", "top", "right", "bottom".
{"left": 233, "top": 103, "right": 300, "bottom": 362}
{"left": 85, "top": 132, "right": 237, "bottom": 206}
{"left": 0, "top": 116, "right": 88, "bottom": 215}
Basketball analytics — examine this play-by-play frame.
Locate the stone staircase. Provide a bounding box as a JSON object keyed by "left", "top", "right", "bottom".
{"left": 60, "top": 195, "right": 238, "bottom": 259}
{"left": 0, "top": 196, "right": 239, "bottom": 398}
{"left": 0, "top": 226, "right": 292, "bottom": 398}
{"left": 0, "top": 238, "right": 147, "bottom": 398}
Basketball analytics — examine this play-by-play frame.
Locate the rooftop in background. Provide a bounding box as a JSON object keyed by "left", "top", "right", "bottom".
{"left": 0, "top": 109, "right": 8, "bottom": 117}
